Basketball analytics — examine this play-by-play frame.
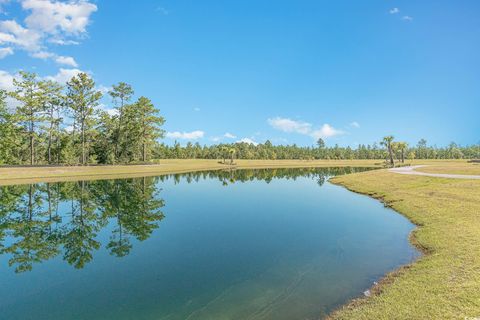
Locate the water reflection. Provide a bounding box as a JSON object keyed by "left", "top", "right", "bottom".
{"left": 0, "top": 167, "right": 370, "bottom": 273}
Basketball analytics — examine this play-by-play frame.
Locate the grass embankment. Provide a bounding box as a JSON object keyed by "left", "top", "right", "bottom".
{"left": 0, "top": 159, "right": 381, "bottom": 186}
{"left": 329, "top": 163, "right": 480, "bottom": 320}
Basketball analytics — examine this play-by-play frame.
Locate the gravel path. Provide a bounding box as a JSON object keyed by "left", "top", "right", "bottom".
{"left": 389, "top": 165, "right": 480, "bottom": 180}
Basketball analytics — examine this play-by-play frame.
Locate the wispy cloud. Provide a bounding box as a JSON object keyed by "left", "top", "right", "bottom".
{"left": 310, "top": 124, "right": 344, "bottom": 140}
{"left": 350, "top": 121, "right": 360, "bottom": 128}
{"left": 236, "top": 138, "right": 258, "bottom": 146}
{"left": 31, "top": 50, "right": 78, "bottom": 67}
{"left": 166, "top": 130, "right": 205, "bottom": 140}
{"left": 0, "top": 46, "right": 12, "bottom": 58}
{"left": 268, "top": 117, "right": 311, "bottom": 135}
{"left": 224, "top": 132, "right": 237, "bottom": 139}
{"left": 402, "top": 16, "right": 414, "bottom": 22}
{"left": 45, "top": 68, "right": 84, "bottom": 84}
{"left": 156, "top": 6, "right": 170, "bottom": 15}
{"left": 268, "top": 117, "right": 344, "bottom": 140}
{"left": 389, "top": 8, "right": 399, "bottom": 14}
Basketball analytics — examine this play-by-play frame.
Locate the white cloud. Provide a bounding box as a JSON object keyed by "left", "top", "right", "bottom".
{"left": 0, "top": 69, "right": 14, "bottom": 90}
{"left": 389, "top": 8, "right": 399, "bottom": 14}
{"left": 224, "top": 132, "right": 237, "bottom": 139}
{"left": 402, "top": 16, "right": 413, "bottom": 21}
{"left": 310, "top": 124, "right": 344, "bottom": 140}
{"left": 236, "top": 138, "right": 258, "bottom": 146}
{"left": 45, "top": 67, "right": 83, "bottom": 83}
{"left": 22, "top": 0, "right": 97, "bottom": 35}
{"left": 0, "top": 69, "right": 20, "bottom": 109}
{"left": 30, "top": 50, "right": 78, "bottom": 66}
{"left": 98, "top": 103, "right": 118, "bottom": 116}
{"left": 30, "top": 50, "right": 53, "bottom": 59}
{"left": 55, "top": 55, "right": 77, "bottom": 67}
{"left": 0, "top": 46, "right": 12, "bottom": 58}
{"left": 48, "top": 38, "right": 79, "bottom": 45}
{"left": 268, "top": 116, "right": 344, "bottom": 140}
{"left": 97, "top": 84, "right": 111, "bottom": 94}
{"left": 166, "top": 130, "right": 205, "bottom": 140}
{"left": 0, "top": 0, "right": 97, "bottom": 66}
{"left": 0, "top": 19, "right": 42, "bottom": 51}
{"left": 350, "top": 121, "right": 360, "bottom": 128}
{"left": 267, "top": 117, "right": 311, "bottom": 134}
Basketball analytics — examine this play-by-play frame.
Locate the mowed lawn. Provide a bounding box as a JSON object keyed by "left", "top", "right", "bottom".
{"left": 329, "top": 162, "right": 480, "bottom": 320}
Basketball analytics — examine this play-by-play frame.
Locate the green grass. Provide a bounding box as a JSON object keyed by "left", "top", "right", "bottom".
{"left": 328, "top": 168, "right": 480, "bottom": 320}
{"left": 415, "top": 162, "right": 480, "bottom": 175}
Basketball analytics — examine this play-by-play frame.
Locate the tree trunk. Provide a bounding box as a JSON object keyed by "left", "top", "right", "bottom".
{"left": 30, "top": 120, "right": 35, "bottom": 165}
{"left": 401, "top": 149, "right": 405, "bottom": 163}
{"left": 48, "top": 123, "right": 53, "bottom": 164}
{"left": 143, "top": 142, "right": 146, "bottom": 162}
{"left": 115, "top": 101, "right": 123, "bottom": 161}
{"left": 388, "top": 143, "right": 394, "bottom": 167}
{"left": 30, "top": 133, "right": 34, "bottom": 165}
{"left": 81, "top": 118, "right": 85, "bottom": 165}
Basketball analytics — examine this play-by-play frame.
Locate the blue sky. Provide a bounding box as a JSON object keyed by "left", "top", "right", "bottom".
{"left": 0, "top": 0, "right": 479, "bottom": 147}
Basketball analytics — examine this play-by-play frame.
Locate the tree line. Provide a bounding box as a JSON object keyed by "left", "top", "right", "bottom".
{"left": 154, "top": 138, "right": 479, "bottom": 162}
{"left": 0, "top": 72, "right": 165, "bottom": 165}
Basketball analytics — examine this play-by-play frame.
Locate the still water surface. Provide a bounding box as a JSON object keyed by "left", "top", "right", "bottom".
{"left": 0, "top": 168, "right": 419, "bottom": 319}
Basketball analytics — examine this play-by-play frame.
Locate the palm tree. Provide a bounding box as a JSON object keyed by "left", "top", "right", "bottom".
{"left": 381, "top": 136, "right": 395, "bottom": 167}
{"left": 397, "top": 142, "right": 408, "bottom": 163}
{"left": 229, "top": 148, "right": 236, "bottom": 165}
{"left": 220, "top": 146, "right": 229, "bottom": 164}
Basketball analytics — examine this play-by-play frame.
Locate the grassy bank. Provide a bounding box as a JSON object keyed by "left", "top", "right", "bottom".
{"left": 329, "top": 166, "right": 480, "bottom": 319}
{"left": 416, "top": 162, "right": 480, "bottom": 175}
{"left": 0, "top": 159, "right": 382, "bottom": 186}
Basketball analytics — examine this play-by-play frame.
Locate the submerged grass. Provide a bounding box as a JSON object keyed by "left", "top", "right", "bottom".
{"left": 329, "top": 168, "right": 480, "bottom": 320}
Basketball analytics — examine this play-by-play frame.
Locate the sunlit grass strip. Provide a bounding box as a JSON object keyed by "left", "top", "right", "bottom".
{"left": 328, "top": 169, "right": 480, "bottom": 319}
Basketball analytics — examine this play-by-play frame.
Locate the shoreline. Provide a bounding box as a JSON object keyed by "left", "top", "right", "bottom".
{"left": 327, "top": 166, "right": 480, "bottom": 319}
{"left": 327, "top": 176, "right": 425, "bottom": 319}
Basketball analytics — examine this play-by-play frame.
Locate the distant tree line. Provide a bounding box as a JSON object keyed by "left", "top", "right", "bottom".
{"left": 154, "top": 138, "right": 480, "bottom": 162}
{"left": 0, "top": 72, "right": 165, "bottom": 165}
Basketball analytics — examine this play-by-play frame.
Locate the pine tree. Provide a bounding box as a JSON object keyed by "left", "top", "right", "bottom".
{"left": 9, "top": 72, "right": 45, "bottom": 165}
{"left": 66, "top": 73, "right": 102, "bottom": 165}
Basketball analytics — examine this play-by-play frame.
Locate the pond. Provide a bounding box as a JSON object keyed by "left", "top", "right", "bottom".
{"left": 0, "top": 167, "right": 419, "bottom": 320}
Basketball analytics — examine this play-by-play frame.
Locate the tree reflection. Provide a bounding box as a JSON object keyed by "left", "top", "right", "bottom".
{"left": 0, "top": 166, "right": 372, "bottom": 273}
{"left": 0, "top": 177, "right": 165, "bottom": 272}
